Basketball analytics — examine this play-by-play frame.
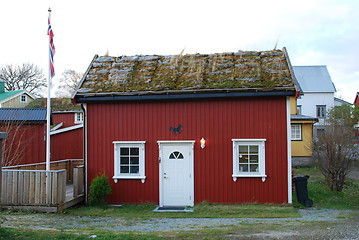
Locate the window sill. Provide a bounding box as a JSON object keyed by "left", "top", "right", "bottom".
{"left": 232, "top": 174, "right": 267, "bottom": 182}
{"left": 113, "top": 176, "right": 146, "bottom": 183}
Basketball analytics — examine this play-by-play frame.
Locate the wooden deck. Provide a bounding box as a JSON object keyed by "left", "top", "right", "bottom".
{"left": 0, "top": 159, "right": 84, "bottom": 212}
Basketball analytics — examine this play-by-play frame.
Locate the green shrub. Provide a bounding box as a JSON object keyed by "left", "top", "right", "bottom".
{"left": 88, "top": 174, "right": 112, "bottom": 205}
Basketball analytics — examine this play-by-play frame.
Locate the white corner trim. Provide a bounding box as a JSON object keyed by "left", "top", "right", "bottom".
{"left": 51, "top": 122, "right": 63, "bottom": 131}
{"left": 50, "top": 124, "right": 83, "bottom": 135}
{"left": 286, "top": 97, "right": 293, "bottom": 203}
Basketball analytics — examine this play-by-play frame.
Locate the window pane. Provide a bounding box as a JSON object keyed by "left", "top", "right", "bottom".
{"left": 120, "top": 148, "right": 129, "bottom": 155}
{"left": 291, "top": 125, "right": 301, "bottom": 140}
{"left": 130, "top": 166, "right": 139, "bottom": 174}
{"left": 239, "top": 154, "right": 248, "bottom": 163}
{"left": 130, "top": 148, "right": 139, "bottom": 155}
{"left": 250, "top": 164, "right": 259, "bottom": 172}
{"left": 120, "top": 166, "right": 129, "bottom": 173}
{"left": 249, "top": 146, "right": 258, "bottom": 153}
{"left": 169, "top": 151, "right": 184, "bottom": 160}
{"left": 130, "top": 157, "right": 139, "bottom": 164}
{"left": 239, "top": 145, "right": 248, "bottom": 154}
{"left": 120, "top": 157, "right": 129, "bottom": 164}
{"left": 239, "top": 164, "right": 248, "bottom": 172}
{"left": 249, "top": 155, "right": 258, "bottom": 163}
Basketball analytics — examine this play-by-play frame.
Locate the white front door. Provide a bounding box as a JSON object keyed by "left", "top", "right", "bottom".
{"left": 158, "top": 141, "right": 194, "bottom": 207}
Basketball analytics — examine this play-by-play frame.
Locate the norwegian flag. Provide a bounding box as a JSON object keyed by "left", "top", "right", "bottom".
{"left": 48, "top": 11, "right": 55, "bottom": 78}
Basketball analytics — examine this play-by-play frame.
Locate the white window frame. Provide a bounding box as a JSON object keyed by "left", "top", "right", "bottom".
{"left": 20, "top": 94, "right": 27, "bottom": 103}
{"left": 291, "top": 124, "right": 302, "bottom": 141}
{"left": 316, "top": 105, "right": 326, "bottom": 118}
{"left": 296, "top": 105, "right": 301, "bottom": 115}
{"left": 232, "top": 139, "right": 266, "bottom": 182}
{"left": 113, "top": 141, "right": 146, "bottom": 183}
{"left": 74, "top": 112, "right": 84, "bottom": 124}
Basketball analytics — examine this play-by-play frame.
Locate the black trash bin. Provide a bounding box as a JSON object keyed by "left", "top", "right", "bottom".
{"left": 293, "top": 175, "right": 313, "bottom": 207}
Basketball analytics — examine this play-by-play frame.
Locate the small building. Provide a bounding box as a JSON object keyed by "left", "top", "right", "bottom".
{"left": 0, "top": 108, "right": 47, "bottom": 166}
{"left": 73, "top": 49, "right": 299, "bottom": 206}
{"left": 334, "top": 97, "right": 352, "bottom": 107}
{"left": 25, "top": 98, "right": 84, "bottom": 161}
{"left": 0, "top": 81, "right": 35, "bottom": 108}
{"left": 50, "top": 109, "right": 84, "bottom": 161}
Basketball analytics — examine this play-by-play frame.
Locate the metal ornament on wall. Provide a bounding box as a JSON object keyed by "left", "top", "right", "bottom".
{"left": 169, "top": 124, "right": 182, "bottom": 135}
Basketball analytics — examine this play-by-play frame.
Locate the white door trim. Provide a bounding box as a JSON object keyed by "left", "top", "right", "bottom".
{"left": 157, "top": 140, "right": 195, "bottom": 207}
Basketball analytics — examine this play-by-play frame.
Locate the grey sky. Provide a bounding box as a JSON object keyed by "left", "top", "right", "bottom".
{"left": 1, "top": 0, "right": 357, "bottom": 102}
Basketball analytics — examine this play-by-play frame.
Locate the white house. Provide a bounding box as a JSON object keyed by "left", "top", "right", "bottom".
{"left": 293, "top": 66, "right": 337, "bottom": 136}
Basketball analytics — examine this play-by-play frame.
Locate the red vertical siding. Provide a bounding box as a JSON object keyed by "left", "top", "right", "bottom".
{"left": 0, "top": 124, "right": 46, "bottom": 165}
{"left": 50, "top": 128, "right": 83, "bottom": 161}
{"left": 52, "top": 112, "right": 76, "bottom": 128}
{"left": 86, "top": 96, "right": 289, "bottom": 204}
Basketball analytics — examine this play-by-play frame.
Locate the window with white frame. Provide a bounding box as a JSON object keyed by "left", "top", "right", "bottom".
{"left": 113, "top": 141, "right": 146, "bottom": 183}
{"left": 296, "top": 105, "right": 302, "bottom": 115}
{"left": 291, "top": 124, "right": 302, "bottom": 140}
{"left": 316, "top": 105, "right": 326, "bottom": 118}
{"left": 232, "top": 139, "right": 266, "bottom": 182}
{"left": 74, "top": 112, "right": 84, "bottom": 124}
{"left": 20, "top": 94, "right": 27, "bottom": 103}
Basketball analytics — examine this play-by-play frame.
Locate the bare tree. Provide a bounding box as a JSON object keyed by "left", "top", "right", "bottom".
{"left": 56, "top": 69, "right": 83, "bottom": 97}
{"left": 0, "top": 63, "right": 46, "bottom": 96}
{"left": 0, "top": 120, "right": 34, "bottom": 167}
{"left": 313, "top": 104, "right": 358, "bottom": 192}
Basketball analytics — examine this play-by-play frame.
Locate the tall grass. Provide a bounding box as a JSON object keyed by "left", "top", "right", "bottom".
{"left": 293, "top": 167, "right": 359, "bottom": 210}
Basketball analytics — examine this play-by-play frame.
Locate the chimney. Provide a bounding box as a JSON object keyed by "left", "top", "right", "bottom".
{"left": 0, "top": 81, "right": 4, "bottom": 93}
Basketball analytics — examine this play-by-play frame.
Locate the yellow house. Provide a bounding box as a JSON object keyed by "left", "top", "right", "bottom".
{"left": 290, "top": 96, "right": 318, "bottom": 167}
{"left": 0, "top": 81, "right": 35, "bottom": 108}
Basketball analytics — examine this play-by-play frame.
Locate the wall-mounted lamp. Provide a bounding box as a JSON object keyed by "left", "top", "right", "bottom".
{"left": 200, "top": 138, "right": 206, "bottom": 149}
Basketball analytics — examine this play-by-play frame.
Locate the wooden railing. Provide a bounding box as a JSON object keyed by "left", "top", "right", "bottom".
{"left": 1, "top": 170, "right": 66, "bottom": 206}
{"left": 73, "top": 165, "right": 84, "bottom": 198}
{"left": 3, "top": 159, "right": 83, "bottom": 182}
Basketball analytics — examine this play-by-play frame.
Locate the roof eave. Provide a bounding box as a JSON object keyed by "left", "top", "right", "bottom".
{"left": 75, "top": 89, "right": 296, "bottom": 103}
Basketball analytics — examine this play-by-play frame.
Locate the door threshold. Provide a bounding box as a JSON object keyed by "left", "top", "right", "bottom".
{"left": 153, "top": 206, "right": 194, "bottom": 212}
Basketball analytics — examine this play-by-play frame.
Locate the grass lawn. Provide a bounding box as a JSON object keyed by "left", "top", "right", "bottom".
{"left": 1, "top": 166, "right": 358, "bottom": 239}
{"left": 0, "top": 227, "right": 164, "bottom": 240}
{"left": 63, "top": 202, "right": 299, "bottom": 219}
{"left": 293, "top": 166, "right": 359, "bottom": 210}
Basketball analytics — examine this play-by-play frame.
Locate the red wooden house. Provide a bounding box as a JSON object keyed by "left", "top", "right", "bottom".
{"left": 26, "top": 98, "right": 84, "bottom": 161}
{"left": 73, "top": 48, "right": 299, "bottom": 206}
{"left": 51, "top": 110, "right": 83, "bottom": 161}
{"left": 0, "top": 108, "right": 47, "bottom": 166}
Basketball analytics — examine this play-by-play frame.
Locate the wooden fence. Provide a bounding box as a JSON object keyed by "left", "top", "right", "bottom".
{"left": 3, "top": 159, "right": 83, "bottom": 182}
{"left": 1, "top": 170, "right": 66, "bottom": 205}
{"left": 73, "top": 165, "right": 84, "bottom": 198}
{"left": 0, "top": 159, "right": 84, "bottom": 211}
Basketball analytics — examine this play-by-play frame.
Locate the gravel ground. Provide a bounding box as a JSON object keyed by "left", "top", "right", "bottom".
{"left": 1, "top": 209, "right": 358, "bottom": 239}
{"left": 348, "top": 166, "right": 359, "bottom": 181}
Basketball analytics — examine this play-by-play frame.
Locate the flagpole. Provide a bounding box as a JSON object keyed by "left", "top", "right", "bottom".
{"left": 46, "top": 8, "right": 52, "bottom": 172}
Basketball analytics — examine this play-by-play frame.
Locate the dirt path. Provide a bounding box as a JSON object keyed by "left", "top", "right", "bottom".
{"left": 348, "top": 166, "right": 359, "bottom": 181}
{"left": 1, "top": 209, "right": 358, "bottom": 239}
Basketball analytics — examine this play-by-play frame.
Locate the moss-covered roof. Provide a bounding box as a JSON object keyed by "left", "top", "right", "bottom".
{"left": 75, "top": 49, "right": 296, "bottom": 97}
{"left": 26, "top": 98, "right": 81, "bottom": 111}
